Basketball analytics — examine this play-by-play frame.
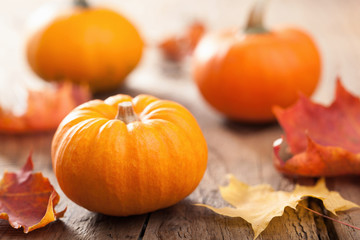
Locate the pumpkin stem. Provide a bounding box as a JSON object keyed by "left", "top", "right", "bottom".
{"left": 74, "top": 0, "right": 89, "bottom": 8}
{"left": 245, "top": 0, "right": 269, "bottom": 34}
{"left": 116, "top": 102, "right": 139, "bottom": 124}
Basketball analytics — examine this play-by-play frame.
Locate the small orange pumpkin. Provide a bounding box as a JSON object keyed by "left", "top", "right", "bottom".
{"left": 192, "top": 2, "right": 321, "bottom": 122}
{"left": 52, "top": 94, "right": 208, "bottom": 216}
{"left": 27, "top": 0, "right": 144, "bottom": 92}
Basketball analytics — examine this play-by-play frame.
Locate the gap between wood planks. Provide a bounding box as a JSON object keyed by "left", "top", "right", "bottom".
{"left": 138, "top": 213, "right": 151, "bottom": 240}
{"left": 308, "top": 198, "right": 340, "bottom": 240}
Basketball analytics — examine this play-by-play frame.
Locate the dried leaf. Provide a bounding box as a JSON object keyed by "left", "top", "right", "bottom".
{"left": 273, "top": 79, "right": 360, "bottom": 176}
{"left": 159, "top": 21, "right": 206, "bottom": 61}
{"left": 0, "top": 154, "right": 66, "bottom": 233}
{"left": 198, "top": 176, "right": 359, "bottom": 239}
{"left": 0, "top": 81, "right": 91, "bottom": 133}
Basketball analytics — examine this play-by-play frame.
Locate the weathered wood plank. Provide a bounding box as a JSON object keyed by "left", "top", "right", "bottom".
{"left": 326, "top": 177, "right": 360, "bottom": 240}
{"left": 0, "top": 207, "right": 146, "bottom": 240}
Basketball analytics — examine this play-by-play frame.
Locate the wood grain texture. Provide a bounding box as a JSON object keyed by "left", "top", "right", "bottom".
{"left": 1, "top": 0, "right": 360, "bottom": 239}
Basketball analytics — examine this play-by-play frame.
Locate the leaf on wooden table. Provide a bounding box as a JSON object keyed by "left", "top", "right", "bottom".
{"left": 0, "top": 154, "right": 66, "bottom": 233}
{"left": 273, "top": 78, "right": 360, "bottom": 176}
{"left": 159, "top": 21, "right": 206, "bottom": 61}
{"left": 0, "top": 81, "right": 91, "bottom": 133}
{"left": 197, "top": 175, "right": 359, "bottom": 239}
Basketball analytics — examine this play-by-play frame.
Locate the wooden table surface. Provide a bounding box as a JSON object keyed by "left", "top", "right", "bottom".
{"left": 1, "top": 0, "right": 360, "bottom": 239}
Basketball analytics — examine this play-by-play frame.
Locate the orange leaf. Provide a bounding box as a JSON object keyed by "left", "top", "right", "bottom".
{"left": 0, "top": 81, "right": 91, "bottom": 133}
{"left": 273, "top": 78, "right": 360, "bottom": 176}
{"left": 159, "top": 21, "right": 206, "bottom": 61}
{"left": 0, "top": 154, "right": 66, "bottom": 233}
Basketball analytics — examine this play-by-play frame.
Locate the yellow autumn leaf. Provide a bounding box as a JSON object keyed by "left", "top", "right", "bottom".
{"left": 197, "top": 176, "right": 359, "bottom": 239}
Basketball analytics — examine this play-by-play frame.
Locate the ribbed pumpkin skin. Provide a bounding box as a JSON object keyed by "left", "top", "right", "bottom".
{"left": 52, "top": 94, "right": 207, "bottom": 216}
{"left": 27, "top": 8, "right": 144, "bottom": 92}
{"left": 192, "top": 28, "right": 321, "bottom": 122}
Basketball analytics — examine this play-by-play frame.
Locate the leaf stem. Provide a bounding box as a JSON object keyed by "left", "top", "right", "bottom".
{"left": 299, "top": 203, "right": 360, "bottom": 231}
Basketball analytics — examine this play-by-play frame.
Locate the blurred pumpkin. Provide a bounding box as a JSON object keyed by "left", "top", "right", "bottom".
{"left": 52, "top": 94, "right": 208, "bottom": 216}
{"left": 192, "top": 1, "right": 321, "bottom": 122}
{"left": 27, "top": 0, "right": 144, "bottom": 93}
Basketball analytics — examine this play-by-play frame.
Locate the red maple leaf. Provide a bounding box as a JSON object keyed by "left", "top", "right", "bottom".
{"left": 273, "top": 79, "right": 360, "bottom": 176}
{"left": 0, "top": 81, "right": 90, "bottom": 133}
{"left": 0, "top": 154, "right": 66, "bottom": 233}
{"left": 159, "top": 21, "right": 206, "bottom": 61}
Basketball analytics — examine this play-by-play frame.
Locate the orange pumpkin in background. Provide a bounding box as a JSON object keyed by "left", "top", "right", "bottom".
{"left": 52, "top": 94, "right": 208, "bottom": 216}
{"left": 27, "top": 0, "right": 144, "bottom": 93}
{"left": 192, "top": 1, "right": 321, "bottom": 122}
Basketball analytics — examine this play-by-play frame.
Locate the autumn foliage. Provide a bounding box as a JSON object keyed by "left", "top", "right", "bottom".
{"left": 198, "top": 176, "right": 359, "bottom": 239}
{"left": 273, "top": 79, "right": 360, "bottom": 176}
{"left": 0, "top": 82, "right": 90, "bottom": 133}
{"left": 159, "top": 21, "right": 206, "bottom": 61}
{"left": 0, "top": 154, "right": 65, "bottom": 233}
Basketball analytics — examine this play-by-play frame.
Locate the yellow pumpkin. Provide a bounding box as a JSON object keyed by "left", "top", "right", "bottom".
{"left": 52, "top": 94, "right": 208, "bottom": 216}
